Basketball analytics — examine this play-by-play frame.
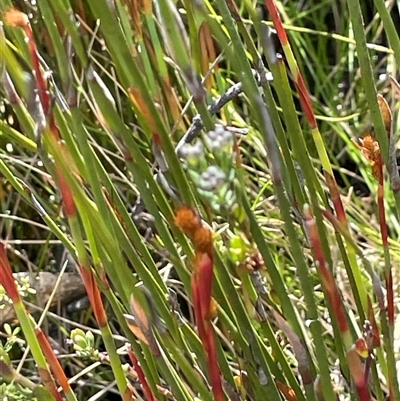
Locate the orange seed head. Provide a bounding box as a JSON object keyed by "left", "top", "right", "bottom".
{"left": 193, "top": 226, "right": 213, "bottom": 255}
{"left": 174, "top": 206, "right": 201, "bottom": 237}
{"left": 4, "top": 9, "right": 29, "bottom": 28}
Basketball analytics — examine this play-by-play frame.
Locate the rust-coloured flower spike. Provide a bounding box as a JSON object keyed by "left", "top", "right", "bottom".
{"left": 193, "top": 227, "right": 213, "bottom": 256}
{"left": 174, "top": 206, "right": 223, "bottom": 401}
{"left": 174, "top": 206, "right": 201, "bottom": 239}
{"left": 352, "top": 94, "right": 392, "bottom": 182}
{"left": 352, "top": 133, "right": 382, "bottom": 181}
{"left": 3, "top": 8, "right": 29, "bottom": 28}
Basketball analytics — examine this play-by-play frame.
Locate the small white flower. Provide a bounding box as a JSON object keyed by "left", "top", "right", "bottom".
{"left": 179, "top": 140, "right": 204, "bottom": 162}
{"left": 205, "top": 125, "right": 233, "bottom": 150}
{"left": 199, "top": 166, "right": 226, "bottom": 191}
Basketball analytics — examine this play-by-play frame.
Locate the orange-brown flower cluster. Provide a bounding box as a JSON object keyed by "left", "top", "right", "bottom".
{"left": 353, "top": 95, "right": 393, "bottom": 184}
{"left": 175, "top": 206, "right": 214, "bottom": 260}
{"left": 353, "top": 133, "right": 383, "bottom": 181}
{"left": 3, "top": 8, "right": 29, "bottom": 28}
{"left": 174, "top": 206, "right": 201, "bottom": 238}
{"left": 175, "top": 206, "right": 215, "bottom": 318}
{"left": 174, "top": 206, "right": 223, "bottom": 401}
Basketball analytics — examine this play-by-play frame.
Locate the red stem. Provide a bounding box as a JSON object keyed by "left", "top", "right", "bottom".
{"left": 35, "top": 328, "right": 71, "bottom": 399}
{"left": 79, "top": 267, "right": 107, "bottom": 327}
{"left": 0, "top": 243, "right": 21, "bottom": 302}
{"left": 127, "top": 347, "right": 157, "bottom": 401}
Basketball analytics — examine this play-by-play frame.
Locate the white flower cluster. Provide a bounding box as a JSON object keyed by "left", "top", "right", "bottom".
{"left": 178, "top": 139, "right": 204, "bottom": 166}
{"left": 200, "top": 166, "right": 226, "bottom": 191}
{"left": 205, "top": 125, "right": 234, "bottom": 150}
{"left": 178, "top": 125, "right": 236, "bottom": 211}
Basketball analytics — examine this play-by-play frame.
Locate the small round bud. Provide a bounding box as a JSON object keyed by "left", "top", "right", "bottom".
{"left": 199, "top": 166, "right": 226, "bottom": 191}
{"left": 205, "top": 125, "right": 233, "bottom": 150}
{"left": 85, "top": 331, "right": 95, "bottom": 348}
{"left": 70, "top": 329, "right": 87, "bottom": 349}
